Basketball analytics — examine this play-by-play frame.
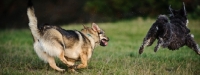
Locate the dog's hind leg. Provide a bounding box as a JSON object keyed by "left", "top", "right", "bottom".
{"left": 59, "top": 51, "right": 75, "bottom": 67}
{"left": 139, "top": 30, "right": 157, "bottom": 54}
{"left": 34, "top": 42, "right": 65, "bottom": 72}
{"left": 154, "top": 37, "right": 163, "bottom": 52}
{"left": 185, "top": 34, "right": 200, "bottom": 54}
{"left": 139, "top": 21, "right": 158, "bottom": 54}
{"left": 37, "top": 52, "right": 65, "bottom": 72}
{"left": 139, "top": 38, "right": 152, "bottom": 54}
{"left": 48, "top": 56, "right": 65, "bottom": 72}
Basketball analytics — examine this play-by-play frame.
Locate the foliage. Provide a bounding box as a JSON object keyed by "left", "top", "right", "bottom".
{"left": 84, "top": 0, "right": 200, "bottom": 19}
{"left": 188, "top": 5, "right": 200, "bottom": 19}
{"left": 0, "top": 0, "right": 199, "bottom": 28}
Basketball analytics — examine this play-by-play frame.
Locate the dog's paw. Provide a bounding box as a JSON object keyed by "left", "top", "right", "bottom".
{"left": 154, "top": 47, "right": 159, "bottom": 52}
{"left": 68, "top": 68, "right": 79, "bottom": 73}
{"left": 57, "top": 69, "right": 65, "bottom": 72}
{"left": 139, "top": 47, "right": 144, "bottom": 54}
{"left": 69, "top": 65, "right": 78, "bottom": 69}
{"left": 67, "top": 62, "right": 75, "bottom": 66}
{"left": 197, "top": 49, "right": 200, "bottom": 55}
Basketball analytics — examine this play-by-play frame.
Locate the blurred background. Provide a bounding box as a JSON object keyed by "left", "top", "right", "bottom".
{"left": 0, "top": 0, "right": 199, "bottom": 28}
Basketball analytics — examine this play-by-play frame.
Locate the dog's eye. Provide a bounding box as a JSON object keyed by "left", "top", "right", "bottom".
{"left": 98, "top": 31, "right": 104, "bottom": 34}
{"left": 99, "top": 32, "right": 103, "bottom": 34}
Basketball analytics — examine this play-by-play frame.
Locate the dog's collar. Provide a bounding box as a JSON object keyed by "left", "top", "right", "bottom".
{"left": 87, "top": 34, "right": 92, "bottom": 37}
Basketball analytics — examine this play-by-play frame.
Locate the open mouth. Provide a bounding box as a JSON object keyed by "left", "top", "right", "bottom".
{"left": 100, "top": 39, "right": 109, "bottom": 46}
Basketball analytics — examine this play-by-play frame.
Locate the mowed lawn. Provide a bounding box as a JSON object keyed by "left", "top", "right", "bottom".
{"left": 0, "top": 18, "right": 200, "bottom": 75}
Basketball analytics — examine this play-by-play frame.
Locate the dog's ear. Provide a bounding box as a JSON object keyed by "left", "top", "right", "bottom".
{"left": 181, "top": 2, "right": 187, "bottom": 16}
{"left": 92, "top": 23, "right": 101, "bottom": 32}
{"left": 82, "top": 24, "right": 87, "bottom": 29}
{"left": 169, "top": 5, "right": 174, "bottom": 17}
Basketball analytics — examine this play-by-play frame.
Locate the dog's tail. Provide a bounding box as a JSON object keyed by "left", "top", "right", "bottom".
{"left": 27, "top": 0, "right": 40, "bottom": 40}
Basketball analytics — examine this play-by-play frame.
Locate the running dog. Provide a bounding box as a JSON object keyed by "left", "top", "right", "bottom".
{"left": 139, "top": 3, "right": 200, "bottom": 55}
{"left": 27, "top": 0, "right": 109, "bottom": 72}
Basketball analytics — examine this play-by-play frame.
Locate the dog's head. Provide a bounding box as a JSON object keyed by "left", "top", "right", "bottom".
{"left": 169, "top": 2, "right": 188, "bottom": 25}
{"left": 81, "top": 23, "right": 109, "bottom": 46}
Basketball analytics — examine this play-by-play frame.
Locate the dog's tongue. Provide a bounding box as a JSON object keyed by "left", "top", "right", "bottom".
{"left": 104, "top": 41, "right": 108, "bottom": 46}
{"left": 102, "top": 40, "right": 108, "bottom": 46}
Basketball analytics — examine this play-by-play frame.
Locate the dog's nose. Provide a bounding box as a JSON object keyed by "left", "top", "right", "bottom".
{"left": 106, "top": 37, "right": 109, "bottom": 41}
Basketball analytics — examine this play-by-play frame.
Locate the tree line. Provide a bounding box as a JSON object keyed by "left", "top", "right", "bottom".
{"left": 0, "top": 0, "right": 199, "bottom": 28}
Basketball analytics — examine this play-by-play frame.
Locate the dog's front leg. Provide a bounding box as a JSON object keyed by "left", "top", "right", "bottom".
{"left": 68, "top": 53, "right": 88, "bottom": 73}
{"left": 185, "top": 34, "right": 200, "bottom": 54}
{"left": 161, "top": 25, "right": 172, "bottom": 48}
{"left": 77, "top": 53, "right": 88, "bottom": 69}
{"left": 65, "top": 57, "right": 77, "bottom": 72}
{"left": 59, "top": 51, "right": 74, "bottom": 67}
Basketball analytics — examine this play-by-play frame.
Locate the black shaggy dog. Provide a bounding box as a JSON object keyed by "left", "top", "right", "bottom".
{"left": 139, "top": 3, "right": 200, "bottom": 55}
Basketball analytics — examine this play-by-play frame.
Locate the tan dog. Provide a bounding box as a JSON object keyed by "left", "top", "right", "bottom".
{"left": 27, "top": 0, "right": 109, "bottom": 72}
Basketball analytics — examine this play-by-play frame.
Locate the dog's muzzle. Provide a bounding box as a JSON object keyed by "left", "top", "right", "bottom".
{"left": 100, "top": 37, "right": 109, "bottom": 46}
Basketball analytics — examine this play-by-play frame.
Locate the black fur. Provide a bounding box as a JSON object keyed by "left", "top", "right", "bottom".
{"left": 27, "top": 0, "right": 33, "bottom": 8}
{"left": 139, "top": 3, "right": 200, "bottom": 55}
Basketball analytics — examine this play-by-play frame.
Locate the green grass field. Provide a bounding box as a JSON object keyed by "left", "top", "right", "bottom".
{"left": 0, "top": 18, "right": 200, "bottom": 75}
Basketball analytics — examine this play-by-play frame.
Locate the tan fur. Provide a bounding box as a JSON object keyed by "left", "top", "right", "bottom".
{"left": 27, "top": 5, "right": 109, "bottom": 72}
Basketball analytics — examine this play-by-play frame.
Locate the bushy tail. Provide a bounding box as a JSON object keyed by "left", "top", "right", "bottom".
{"left": 27, "top": 0, "right": 40, "bottom": 40}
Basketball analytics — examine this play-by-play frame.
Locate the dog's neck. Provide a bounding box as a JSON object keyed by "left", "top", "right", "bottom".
{"left": 81, "top": 31, "right": 97, "bottom": 49}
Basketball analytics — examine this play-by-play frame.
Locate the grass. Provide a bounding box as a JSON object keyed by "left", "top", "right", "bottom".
{"left": 0, "top": 18, "right": 200, "bottom": 75}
